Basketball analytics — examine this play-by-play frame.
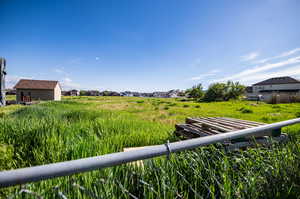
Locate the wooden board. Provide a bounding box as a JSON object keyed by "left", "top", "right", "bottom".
{"left": 175, "top": 117, "right": 276, "bottom": 140}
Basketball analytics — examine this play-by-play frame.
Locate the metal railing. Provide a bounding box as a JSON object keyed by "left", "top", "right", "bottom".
{"left": 1, "top": 118, "right": 300, "bottom": 188}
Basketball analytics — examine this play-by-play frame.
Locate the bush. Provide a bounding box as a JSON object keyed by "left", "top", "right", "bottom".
{"left": 185, "top": 84, "right": 204, "bottom": 99}
{"left": 183, "top": 104, "right": 189, "bottom": 108}
{"left": 203, "top": 81, "right": 245, "bottom": 102}
{"left": 239, "top": 107, "right": 253, "bottom": 114}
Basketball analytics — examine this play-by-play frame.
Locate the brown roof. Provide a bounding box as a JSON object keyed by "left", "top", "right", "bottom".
{"left": 253, "top": 76, "right": 300, "bottom": 86}
{"left": 14, "top": 79, "right": 59, "bottom": 90}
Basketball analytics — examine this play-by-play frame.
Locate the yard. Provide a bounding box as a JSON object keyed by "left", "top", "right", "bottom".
{"left": 1, "top": 96, "right": 300, "bottom": 198}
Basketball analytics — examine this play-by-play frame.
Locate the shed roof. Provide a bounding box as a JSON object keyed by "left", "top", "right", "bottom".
{"left": 253, "top": 76, "right": 300, "bottom": 86}
{"left": 14, "top": 79, "right": 59, "bottom": 90}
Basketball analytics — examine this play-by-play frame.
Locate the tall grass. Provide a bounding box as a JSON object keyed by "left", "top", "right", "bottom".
{"left": 1, "top": 97, "right": 300, "bottom": 198}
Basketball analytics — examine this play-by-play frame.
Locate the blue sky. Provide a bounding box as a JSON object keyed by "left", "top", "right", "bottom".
{"left": 1, "top": 0, "right": 300, "bottom": 91}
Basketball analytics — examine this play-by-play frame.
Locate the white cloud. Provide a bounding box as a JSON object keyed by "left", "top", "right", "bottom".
{"left": 214, "top": 55, "right": 300, "bottom": 83}
{"left": 54, "top": 68, "right": 64, "bottom": 74}
{"left": 241, "top": 52, "right": 259, "bottom": 61}
{"left": 256, "top": 48, "right": 300, "bottom": 64}
{"left": 95, "top": 57, "right": 100, "bottom": 61}
{"left": 236, "top": 65, "right": 300, "bottom": 83}
{"left": 189, "top": 69, "right": 221, "bottom": 81}
{"left": 60, "top": 77, "right": 81, "bottom": 90}
{"left": 5, "top": 75, "right": 32, "bottom": 89}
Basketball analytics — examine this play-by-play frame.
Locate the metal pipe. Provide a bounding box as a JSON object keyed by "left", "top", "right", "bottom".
{"left": 0, "top": 58, "right": 6, "bottom": 107}
{"left": 0, "top": 117, "right": 300, "bottom": 188}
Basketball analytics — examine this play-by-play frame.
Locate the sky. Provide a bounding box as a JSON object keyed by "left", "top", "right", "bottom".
{"left": 1, "top": 0, "right": 300, "bottom": 92}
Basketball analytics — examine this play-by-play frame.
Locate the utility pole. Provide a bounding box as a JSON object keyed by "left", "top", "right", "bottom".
{"left": 0, "top": 58, "right": 6, "bottom": 107}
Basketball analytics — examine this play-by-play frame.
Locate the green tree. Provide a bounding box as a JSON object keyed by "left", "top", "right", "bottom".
{"left": 80, "top": 90, "right": 87, "bottom": 96}
{"left": 186, "top": 84, "right": 204, "bottom": 99}
{"left": 203, "top": 81, "right": 245, "bottom": 102}
{"left": 203, "top": 83, "right": 227, "bottom": 102}
{"left": 224, "top": 81, "right": 245, "bottom": 101}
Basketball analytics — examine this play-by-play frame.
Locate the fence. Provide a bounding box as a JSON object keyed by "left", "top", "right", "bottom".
{"left": 1, "top": 117, "right": 300, "bottom": 188}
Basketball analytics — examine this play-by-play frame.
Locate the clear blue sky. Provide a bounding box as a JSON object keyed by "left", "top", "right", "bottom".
{"left": 1, "top": 0, "right": 300, "bottom": 91}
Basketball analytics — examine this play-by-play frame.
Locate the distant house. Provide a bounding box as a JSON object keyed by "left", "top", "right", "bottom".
{"left": 62, "top": 90, "right": 80, "bottom": 96}
{"left": 246, "top": 76, "right": 300, "bottom": 103}
{"left": 14, "top": 79, "right": 61, "bottom": 103}
{"left": 88, "top": 90, "right": 101, "bottom": 96}
{"left": 120, "top": 91, "right": 134, "bottom": 97}
{"left": 153, "top": 92, "right": 169, "bottom": 98}
{"left": 5, "top": 89, "right": 16, "bottom": 95}
{"left": 166, "top": 89, "right": 181, "bottom": 98}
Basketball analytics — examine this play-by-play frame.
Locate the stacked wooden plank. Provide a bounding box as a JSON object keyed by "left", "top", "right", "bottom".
{"left": 175, "top": 117, "right": 280, "bottom": 140}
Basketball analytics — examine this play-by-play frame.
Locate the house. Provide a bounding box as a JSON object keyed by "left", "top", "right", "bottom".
{"left": 120, "top": 91, "right": 134, "bottom": 97}
{"left": 87, "top": 90, "right": 101, "bottom": 96}
{"left": 62, "top": 90, "right": 80, "bottom": 96}
{"left": 246, "top": 76, "right": 300, "bottom": 103}
{"left": 14, "top": 79, "right": 61, "bottom": 103}
{"left": 166, "top": 89, "right": 181, "bottom": 98}
{"left": 5, "top": 89, "right": 16, "bottom": 95}
{"left": 153, "top": 92, "right": 168, "bottom": 98}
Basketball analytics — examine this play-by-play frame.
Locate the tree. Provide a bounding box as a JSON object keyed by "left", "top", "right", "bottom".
{"left": 203, "top": 83, "right": 226, "bottom": 102}
{"left": 224, "top": 81, "right": 245, "bottom": 101}
{"left": 80, "top": 90, "right": 87, "bottom": 96}
{"left": 203, "top": 81, "right": 245, "bottom": 102}
{"left": 186, "top": 84, "right": 204, "bottom": 99}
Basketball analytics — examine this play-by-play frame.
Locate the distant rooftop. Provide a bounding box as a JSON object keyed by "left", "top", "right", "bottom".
{"left": 253, "top": 76, "right": 300, "bottom": 86}
{"left": 14, "top": 79, "right": 59, "bottom": 90}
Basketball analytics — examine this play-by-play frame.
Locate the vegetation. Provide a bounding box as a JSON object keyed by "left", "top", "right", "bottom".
{"left": 186, "top": 81, "right": 245, "bottom": 102}
{"left": 203, "top": 81, "right": 245, "bottom": 102}
{"left": 0, "top": 96, "right": 300, "bottom": 198}
{"left": 185, "top": 83, "right": 205, "bottom": 99}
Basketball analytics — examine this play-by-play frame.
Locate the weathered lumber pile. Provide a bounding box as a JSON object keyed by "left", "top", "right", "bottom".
{"left": 175, "top": 117, "right": 287, "bottom": 149}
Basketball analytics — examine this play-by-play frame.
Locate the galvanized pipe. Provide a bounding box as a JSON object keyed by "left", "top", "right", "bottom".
{"left": 0, "top": 58, "right": 6, "bottom": 107}
{"left": 0, "top": 117, "right": 300, "bottom": 188}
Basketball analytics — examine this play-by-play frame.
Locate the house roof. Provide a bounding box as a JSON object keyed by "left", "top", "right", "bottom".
{"left": 253, "top": 76, "right": 300, "bottom": 86}
{"left": 14, "top": 79, "right": 60, "bottom": 90}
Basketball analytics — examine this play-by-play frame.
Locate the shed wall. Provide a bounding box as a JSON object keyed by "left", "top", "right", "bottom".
{"left": 253, "top": 83, "right": 300, "bottom": 94}
{"left": 54, "top": 84, "right": 62, "bottom": 101}
{"left": 16, "top": 89, "right": 55, "bottom": 102}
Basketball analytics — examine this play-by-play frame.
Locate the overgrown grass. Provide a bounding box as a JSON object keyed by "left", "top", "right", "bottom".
{"left": 1, "top": 96, "right": 300, "bottom": 198}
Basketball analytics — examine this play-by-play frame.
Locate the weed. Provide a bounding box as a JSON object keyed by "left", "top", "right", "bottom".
{"left": 238, "top": 107, "right": 253, "bottom": 114}
{"left": 1, "top": 96, "right": 300, "bottom": 198}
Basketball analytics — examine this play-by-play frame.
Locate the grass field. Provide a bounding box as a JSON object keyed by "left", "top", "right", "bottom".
{"left": 1, "top": 96, "right": 300, "bottom": 198}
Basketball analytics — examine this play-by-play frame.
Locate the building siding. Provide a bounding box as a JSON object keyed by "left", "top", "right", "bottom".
{"left": 16, "top": 87, "right": 61, "bottom": 103}
{"left": 252, "top": 83, "right": 300, "bottom": 94}
{"left": 54, "top": 84, "right": 62, "bottom": 100}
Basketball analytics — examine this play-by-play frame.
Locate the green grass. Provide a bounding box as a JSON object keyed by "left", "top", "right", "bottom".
{"left": 1, "top": 96, "right": 300, "bottom": 198}
{"left": 5, "top": 95, "right": 16, "bottom": 101}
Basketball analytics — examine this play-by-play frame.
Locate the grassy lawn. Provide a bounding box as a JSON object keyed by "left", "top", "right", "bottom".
{"left": 1, "top": 96, "right": 300, "bottom": 198}
{"left": 5, "top": 95, "right": 16, "bottom": 101}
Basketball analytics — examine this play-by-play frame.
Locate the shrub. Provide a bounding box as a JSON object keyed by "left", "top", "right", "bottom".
{"left": 295, "top": 112, "right": 300, "bottom": 118}
{"left": 203, "top": 81, "right": 245, "bottom": 102}
{"left": 239, "top": 107, "right": 253, "bottom": 114}
{"left": 195, "top": 105, "right": 201, "bottom": 108}
{"left": 183, "top": 104, "right": 189, "bottom": 108}
{"left": 136, "top": 100, "right": 144, "bottom": 104}
{"left": 185, "top": 84, "right": 204, "bottom": 99}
